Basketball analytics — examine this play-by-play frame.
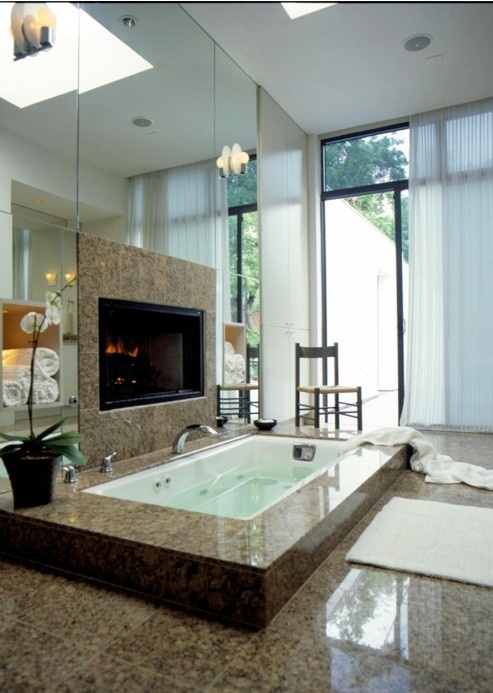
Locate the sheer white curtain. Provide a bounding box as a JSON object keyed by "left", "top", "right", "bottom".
{"left": 401, "top": 97, "right": 493, "bottom": 431}
{"left": 127, "top": 160, "right": 227, "bottom": 269}
{"left": 127, "top": 170, "right": 168, "bottom": 254}
{"left": 13, "top": 227, "right": 31, "bottom": 300}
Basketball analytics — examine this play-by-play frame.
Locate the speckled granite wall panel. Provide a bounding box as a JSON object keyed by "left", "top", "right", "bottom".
{"left": 77, "top": 233, "right": 216, "bottom": 468}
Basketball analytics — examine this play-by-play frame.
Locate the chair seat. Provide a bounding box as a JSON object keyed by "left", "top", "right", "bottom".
{"left": 297, "top": 385, "right": 360, "bottom": 395}
{"left": 220, "top": 383, "right": 259, "bottom": 391}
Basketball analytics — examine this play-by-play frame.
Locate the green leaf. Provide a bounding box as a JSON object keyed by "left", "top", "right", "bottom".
{"left": 0, "top": 431, "right": 30, "bottom": 443}
{"left": 48, "top": 444, "right": 86, "bottom": 465}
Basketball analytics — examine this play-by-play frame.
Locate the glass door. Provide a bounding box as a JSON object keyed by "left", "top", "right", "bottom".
{"left": 321, "top": 126, "right": 409, "bottom": 426}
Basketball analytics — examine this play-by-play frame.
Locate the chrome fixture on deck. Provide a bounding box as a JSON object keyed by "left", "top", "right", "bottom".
{"left": 100, "top": 451, "right": 116, "bottom": 473}
{"left": 293, "top": 443, "right": 316, "bottom": 462}
{"left": 172, "top": 424, "right": 218, "bottom": 454}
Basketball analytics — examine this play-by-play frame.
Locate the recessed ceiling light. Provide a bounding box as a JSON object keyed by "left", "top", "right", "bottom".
{"left": 403, "top": 34, "right": 432, "bottom": 52}
{"left": 282, "top": 3, "right": 337, "bottom": 20}
{"left": 132, "top": 117, "right": 153, "bottom": 128}
{"left": 120, "top": 15, "right": 137, "bottom": 29}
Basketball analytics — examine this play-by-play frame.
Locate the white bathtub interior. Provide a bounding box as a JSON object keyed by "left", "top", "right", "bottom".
{"left": 84, "top": 435, "right": 347, "bottom": 520}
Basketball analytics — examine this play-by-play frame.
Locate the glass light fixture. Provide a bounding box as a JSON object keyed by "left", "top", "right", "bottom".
{"left": 216, "top": 143, "right": 249, "bottom": 178}
{"left": 45, "top": 271, "right": 57, "bottom": 286}
{"left": 11, "top": 2, "right": 57, "bottom": 61}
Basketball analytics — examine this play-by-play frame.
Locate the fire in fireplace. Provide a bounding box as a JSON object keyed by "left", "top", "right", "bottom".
{"left": 99, "top": 298, "right": 204, "bottom": 411}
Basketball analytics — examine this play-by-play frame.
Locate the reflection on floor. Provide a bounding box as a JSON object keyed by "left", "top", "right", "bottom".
{"left": 1, "top": 429, "right": 492, "bottom": 691}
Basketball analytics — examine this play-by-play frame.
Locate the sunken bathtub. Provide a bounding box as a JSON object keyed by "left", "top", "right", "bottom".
{"left": 0, "top": 430, "right": 408, "bottom": 628}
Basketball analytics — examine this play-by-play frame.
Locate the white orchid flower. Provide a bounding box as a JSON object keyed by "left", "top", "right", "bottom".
{"left": 20, "top": 312, "right": 48, "bottom": 334}
{"left": 45, "top": 291, "right": 62, "bottom": 325}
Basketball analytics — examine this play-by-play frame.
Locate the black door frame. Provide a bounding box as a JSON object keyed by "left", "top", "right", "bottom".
{"left": 320, "top": 179, "right": 409, "bottom": 418}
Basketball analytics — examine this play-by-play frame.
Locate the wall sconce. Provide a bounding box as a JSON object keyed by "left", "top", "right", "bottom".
{"left": 11, "top": 2, "right": 57, "bottom": 61}
{"left": 45, "top": 272, "right": 57, "bottom": 286}
{"left": 64, "top": 272, "right": 75, "bottom": 284}
{"left": 216, "top": 143, "right": 249, "bottom": 178}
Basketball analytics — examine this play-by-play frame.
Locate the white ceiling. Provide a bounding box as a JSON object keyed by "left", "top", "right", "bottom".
{"left": 183, "top": 1, "right": 493, "bottom": 135}
{"left": 4, "top": 2, "right": 493, "bottom": 221}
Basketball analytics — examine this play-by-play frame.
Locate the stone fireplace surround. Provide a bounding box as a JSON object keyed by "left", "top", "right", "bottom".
{"left": 77, "top": 233, "right": 216, "bottom": 469}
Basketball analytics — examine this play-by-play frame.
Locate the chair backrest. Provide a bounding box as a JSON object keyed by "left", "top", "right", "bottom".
{"left": 295, "top": 343, "right": 339, "bottom": 388}
{"left": 246, "top": 344, "right": 259, "bottom": 383}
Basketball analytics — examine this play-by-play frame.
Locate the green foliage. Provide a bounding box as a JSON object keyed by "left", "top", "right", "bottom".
{"left": 325, "top": 131, "right": 409, "bottom": 261}
{"left": 324, "top": 134, "right": 407, "bottom": 191}
{"left": 227, "top": 159, "right": 257, "bottom": 207}
{"left": 227, "top": 162, "right": 260, "bottom": 345}
{"left": 0, "top": 419, "right": 86, "bottom": 465}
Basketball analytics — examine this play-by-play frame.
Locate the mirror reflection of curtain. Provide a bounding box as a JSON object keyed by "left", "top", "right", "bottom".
{"left": 127, "top": 160, "right": 227, "bottom": 269}
{"left": 402, "top": 97, "right": 493, "bottom": 431}
{"left": 13, "top": 227, "right": 31, "bottom": 300}
{"left": 127, "top": 171, "right": 168, "bottom": 254}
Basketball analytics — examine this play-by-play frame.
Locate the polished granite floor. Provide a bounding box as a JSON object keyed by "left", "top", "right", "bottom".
{"left": 1, "top": 429, "right": 493, "bottom": 692}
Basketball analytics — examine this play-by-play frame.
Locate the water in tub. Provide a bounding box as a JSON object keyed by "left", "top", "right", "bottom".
{"left": 85, "top": 435, "right": 346, "bottom": 520}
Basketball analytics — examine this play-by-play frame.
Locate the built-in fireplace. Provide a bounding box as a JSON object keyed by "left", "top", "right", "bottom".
{"left": 99, "top": 298, "right": 204, "bottom": 411}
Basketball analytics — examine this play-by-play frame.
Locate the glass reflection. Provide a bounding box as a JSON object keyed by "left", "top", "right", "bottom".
{"left": 326, "top": 569, "right": 411, "bottom": 691}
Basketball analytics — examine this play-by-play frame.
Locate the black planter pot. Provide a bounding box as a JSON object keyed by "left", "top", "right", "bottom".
{"left": 1, "top": 450, "right": 62, "bottom": 509}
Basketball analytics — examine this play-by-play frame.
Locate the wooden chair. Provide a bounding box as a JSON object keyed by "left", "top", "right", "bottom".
{"left": 295, "top": 342, "right": 362, "bottom": 430}
{"left": 217, "top": 345, "right": 259, "bottom": 423}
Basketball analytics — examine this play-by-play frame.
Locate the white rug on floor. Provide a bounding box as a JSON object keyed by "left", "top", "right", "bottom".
{"left": 346, "top": 497, "right": 493, "bottom": 588}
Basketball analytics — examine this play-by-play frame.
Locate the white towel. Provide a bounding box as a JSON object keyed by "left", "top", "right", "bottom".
{"left": 339, "top": 426, "right": 493, "bottom": 491}
{"left": 2, "top": 380, "right": 24, "bottom": 407}
{"left": 2, "top": 347, "right": 59, "bottom": 377}
{"left": 33, "top": 347, "right": 60, "bottom": 377}
{"left": 31, "top": 377, "right": 59, "bottom": 404}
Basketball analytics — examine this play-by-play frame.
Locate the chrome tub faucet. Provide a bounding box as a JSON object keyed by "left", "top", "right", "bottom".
{"left": 172, "top": 424, "right": 218, "bottom": 454}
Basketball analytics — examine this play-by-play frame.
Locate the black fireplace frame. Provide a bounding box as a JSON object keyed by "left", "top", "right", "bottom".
{"left": 98, "top": 297, "right": 204, "bottom": 411}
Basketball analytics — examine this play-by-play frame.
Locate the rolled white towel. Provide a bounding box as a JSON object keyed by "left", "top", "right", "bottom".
{"left": 34, "top": 347, "right": 60, "bottom": 377}
{"left": 224, "top": 341, "right": 235, "bottom": 356}
{"left": 3, "top": 380, "right": 24, "bottom": 407}
{"left": 31, "top": 377, "right": 59, "bottom": 404}
{"left": 3, "top": 347, "right": 59, "bottom": 377}
{"left": 224, "top": 353, "right": 235, "bottom": 372}
{"left": 2, "top": 364, "right": 30, "bottom": 396}
{"left": 232, "top": 353, "right": 245, "bottom": 372}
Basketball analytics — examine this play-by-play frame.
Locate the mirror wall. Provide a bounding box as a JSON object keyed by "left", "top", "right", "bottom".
{"left": 0, "top": 2, "right": 257, "bottom": 435}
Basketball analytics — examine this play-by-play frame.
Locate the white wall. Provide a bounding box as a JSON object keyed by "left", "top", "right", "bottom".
{"left": 258, "top": 88, "right": 310, "bottom": 422}
{"left": 324, "top": 198, "right": 408, "bottom": 397}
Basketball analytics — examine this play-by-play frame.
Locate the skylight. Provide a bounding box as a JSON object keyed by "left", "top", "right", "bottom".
{"left": 0, "top": 3, "right": 153, "bottom": 109}
{"left": 282, "top": 3, "right": 337, "bottom": 20}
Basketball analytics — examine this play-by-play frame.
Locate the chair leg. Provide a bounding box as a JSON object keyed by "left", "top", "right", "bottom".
{"left": 216, "top": 385, "right": 221, "bottom": 417}
{"left": 335, "top": 393, "right": 340, "bottom": 430}
{"left": 357, "top": 386, "right": 363, "bottom": 430}
{"left": 314, "top": 387, "right": 320, "bottom": 428}
{"left": 295, "top": 389, "right": 300, "bottom": 427}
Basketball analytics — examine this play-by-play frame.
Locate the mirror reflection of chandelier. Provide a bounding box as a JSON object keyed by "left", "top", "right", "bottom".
{"left": 216, "top": 143, "right": 250, "bottom": 178}
{"left": 11, "top": 2, "right": 56, "bottom": 61}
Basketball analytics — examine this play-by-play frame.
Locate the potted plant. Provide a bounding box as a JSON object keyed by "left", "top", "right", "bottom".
{"left": 0, "top": 276, "right": 87, "bottom": 509}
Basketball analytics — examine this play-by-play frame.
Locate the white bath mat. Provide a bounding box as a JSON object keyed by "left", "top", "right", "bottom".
{"left": 346, "top": 497, "right": 493, "bottom": 588}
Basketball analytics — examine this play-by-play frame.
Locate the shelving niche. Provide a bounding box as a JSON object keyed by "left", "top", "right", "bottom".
{"left": 1, "top": 299, "right": 62, "bottom": 414}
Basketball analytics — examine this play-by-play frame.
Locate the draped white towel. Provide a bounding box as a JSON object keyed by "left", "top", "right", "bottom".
{"left": 339, "top": 426, "right": 493, "bottom": 491}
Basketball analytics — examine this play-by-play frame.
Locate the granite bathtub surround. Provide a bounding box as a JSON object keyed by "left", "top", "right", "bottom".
{"left": 77, "top": 233, "right": 217, "bottom": 468}
{"left": 0, "top": 425, "right": 407, "bottom": 628}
